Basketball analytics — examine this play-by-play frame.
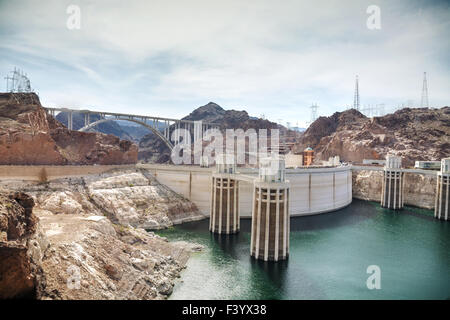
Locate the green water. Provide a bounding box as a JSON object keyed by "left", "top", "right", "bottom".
{"left": 156, "top": 199, "right": 450, "bottom": 300}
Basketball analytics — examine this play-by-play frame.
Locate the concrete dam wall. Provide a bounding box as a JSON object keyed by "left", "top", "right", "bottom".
{"left": 139, "top": 164, "right": 352, "bottom": 218}
{"left": 0, "top": 164, "right": 436, "bottom": 214}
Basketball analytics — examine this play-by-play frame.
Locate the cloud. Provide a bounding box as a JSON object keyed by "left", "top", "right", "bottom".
{"left": 0, "top": 0, "right": 448, "bottom": 125}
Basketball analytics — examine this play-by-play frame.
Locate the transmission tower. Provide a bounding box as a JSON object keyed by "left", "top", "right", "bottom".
{"left": 310, "top": 103, "right": 319, "bottom": 123}
{"left": 360, "top": 103, "right": 385, "bottom": 117}
{"left": 377, "top": 103, "right": 385, "bottom": 116}
{"left": 353, "top": 75, "right": 360, "bottom": 110}
{"left": 4, "top": 67, "right": 32, "bottom": 93}
{"left": 420, "top": 72, "right": 429, "bottom": 108}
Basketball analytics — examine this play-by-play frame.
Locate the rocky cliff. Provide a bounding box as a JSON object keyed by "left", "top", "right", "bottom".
{"left": 5, "top": 168, "right": 204, "bottom": 229}
{"left": 0, "top": 93, "right": 138, "bottom": 165}
{"left": 0, "top": 190, "right": 48, "bottom": 298}
{"left": 0, "top": 168, "right": 204, "bottom": 299}
{"left": 293, "top": 107, "right": 450, "bottom": 166}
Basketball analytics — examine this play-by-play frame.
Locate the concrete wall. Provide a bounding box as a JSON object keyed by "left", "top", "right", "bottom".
{"left": 352, "top": 169, "right": 437, "bottom": 209}
{"left": 0, "top": 165, "right": 135, "bottom": 181}
{"left": 6, "top": 163, "right": 436, "bottom": 215}
{"left": 140, "top": 164, "right": 352, "bottom": 218}
{"left": 140, "top": 164, "right": 213, "bottom": 216}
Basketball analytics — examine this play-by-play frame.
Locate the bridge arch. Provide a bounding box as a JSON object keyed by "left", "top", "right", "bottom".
{"left": 79, "top": 118, "right": 174, "bottom": 150}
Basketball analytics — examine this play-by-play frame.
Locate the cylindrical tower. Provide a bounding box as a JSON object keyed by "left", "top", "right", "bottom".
{"left": 251, "top": 156, "right": 290, "bottom": 261}
{"left": 435, "top": 158, "right": 450, "bottom": 221}
{"left": 210, "top": 155, "right": 239, "bottom": 234}
{"left": 381, "top": 155, "right": 404, "bottom": 210}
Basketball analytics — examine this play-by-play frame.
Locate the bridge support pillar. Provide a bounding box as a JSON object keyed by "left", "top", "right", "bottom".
{"left": 435, "top": 158, "right": 450, "bottom": 221}
{"left": 251, "top": 156, "right": 289, "bottom": 262}
{"left": 67, "top": 111, "right": 73, "bottom": 130}
{"left": 210, "top": 174, "right": 239, "bottom": 234}
{"left": 381, "top": 155, "right": 404, "bottom": 210}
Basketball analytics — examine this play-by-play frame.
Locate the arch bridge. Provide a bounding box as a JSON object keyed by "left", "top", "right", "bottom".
{"left": 44, "top": 107, "right": 219, "bottom": 150}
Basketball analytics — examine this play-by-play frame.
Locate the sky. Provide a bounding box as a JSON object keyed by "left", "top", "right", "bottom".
{"left": 0, "top": 0, "right": 449, "bottom": 127}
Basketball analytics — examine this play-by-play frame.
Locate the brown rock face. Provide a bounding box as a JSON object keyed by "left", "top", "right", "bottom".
{"left": 293, "top": 107, "right": 450, "bottom": 166}
{"left": 0, "top": 190, "right": 48, "bottom": 299}
{"left": 0, "top": 93, "right": 138, "bottom": 165}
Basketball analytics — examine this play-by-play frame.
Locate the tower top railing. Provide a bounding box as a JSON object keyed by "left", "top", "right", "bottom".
{"left": 215, "top": 154, "right": 236, "bottom": 174}
{"left": 385, "top": 155, "right": 402, "bottom": 169}
{"left": 441, "top": 158, "right": 450, "bottom": 174}
{"left": 258, "top": 155, "right": 286, "bottom": 183}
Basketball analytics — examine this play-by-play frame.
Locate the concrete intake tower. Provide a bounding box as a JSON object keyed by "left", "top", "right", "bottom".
{"left": 381, "top": 155, "right": 404, "bottom": 210}
{"left": 251, "top": 156, "right": 290, "bottom": 261}
{"left": 210, "top": 155, "right": 240, "bottom": 234}
{"left": 435, "top": 158, "right": 450, "bottom": 221}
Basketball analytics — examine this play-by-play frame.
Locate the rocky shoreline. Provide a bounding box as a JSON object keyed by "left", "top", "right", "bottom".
{"left": 0, "top": 168, "right": 206, "bottom": 299}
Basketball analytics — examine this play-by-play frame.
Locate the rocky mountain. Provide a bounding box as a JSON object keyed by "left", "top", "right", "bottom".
{"left": 292, "top": 107, "right": 450, "bottom": 166}
{"left": 118, "top": 123, "right": 152, "bottom": 142}
{"left": 182, "top": 102, "right": 279, "bottom": 131}
{"left": 0, "top": 93, "right": 138, "bottom": 165}
{"left": 139, "top": 102, "right": 287, "bottom": 163}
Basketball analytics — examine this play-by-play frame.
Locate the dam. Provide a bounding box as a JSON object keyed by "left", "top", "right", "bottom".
{"left": 0, "top": 159, "right": 447, "bottom": 222}
{"left": 139, "top": 163, "right": 353, "bottom": 218}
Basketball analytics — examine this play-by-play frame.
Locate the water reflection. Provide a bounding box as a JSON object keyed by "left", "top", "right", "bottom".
{"left": 250, "top": 258, "right": 289, "bottom": 289}
{"left": 210, "top": 232, "right": 241, "bottom": 257}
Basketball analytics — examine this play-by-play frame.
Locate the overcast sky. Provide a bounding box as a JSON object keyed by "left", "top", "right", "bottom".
{"left": 0, "top": 0, "right": 449, "bottom": 127}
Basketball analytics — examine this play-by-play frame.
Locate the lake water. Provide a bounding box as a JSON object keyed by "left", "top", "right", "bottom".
{"left": 156, "top": 199, "right": 450, "bottom": 299}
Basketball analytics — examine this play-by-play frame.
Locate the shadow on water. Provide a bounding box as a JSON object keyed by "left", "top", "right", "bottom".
{"left": 401, "top": 206, "right": 437, "bottom": 221}
{"left": 208, "top": 232, "right": 245, "bottom": 267}
{"left": 210, "top": 232, "right": 242, "bottom": 254}
{"left": 171, "top": 199, "right": 436, "bottom": 236}
{"left": 208, "top": 229, "right": 290, "bottom": 299}
{"left": 289, "top": 199, "right": 379, "bottom": 232}
{"left": 197, "top": 199, "right": 383, "bottom": 237}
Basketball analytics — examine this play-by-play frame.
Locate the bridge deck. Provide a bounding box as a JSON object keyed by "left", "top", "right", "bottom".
{"left": 43, "top": 107, "right": 218, "bottom": 126}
